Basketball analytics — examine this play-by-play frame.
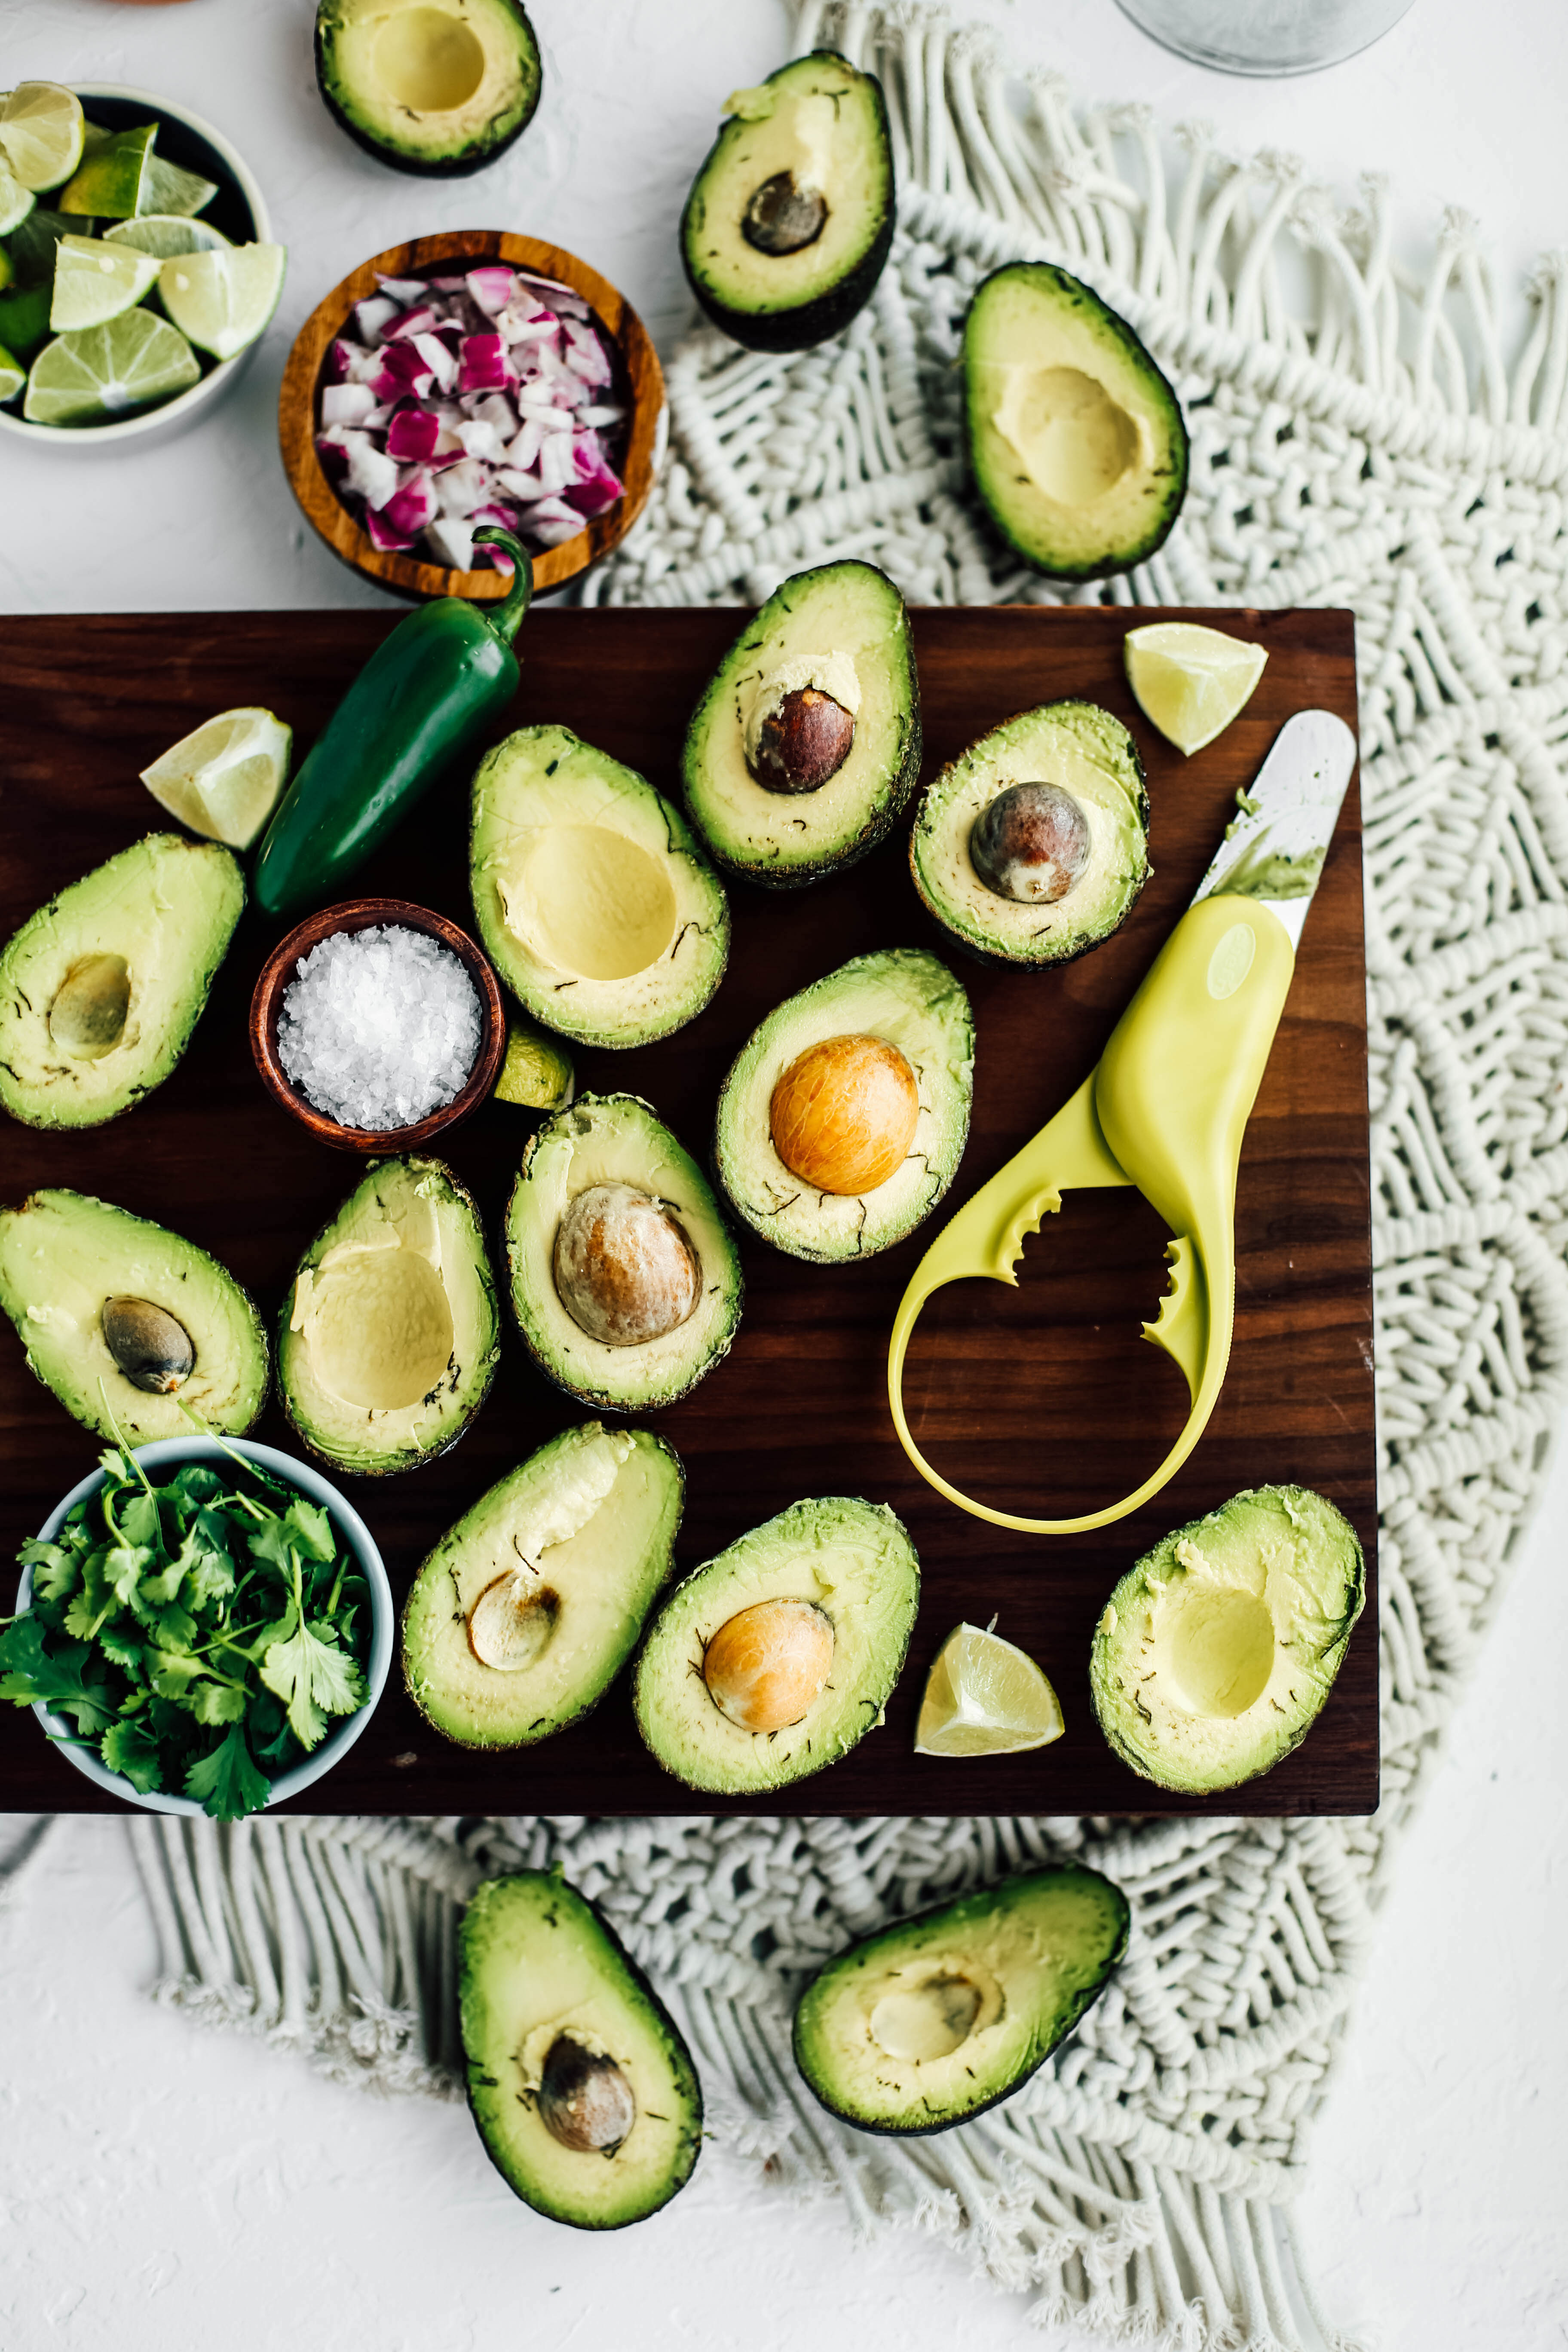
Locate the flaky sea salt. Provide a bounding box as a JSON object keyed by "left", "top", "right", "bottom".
{"left": 278, "top": 924, "right": 481, "bottom": 1131}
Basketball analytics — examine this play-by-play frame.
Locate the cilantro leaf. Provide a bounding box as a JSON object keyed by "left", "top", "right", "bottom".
{"left": 189, "top": 1680, "right": 248, "bottom": 1727}
{"left": 118, "top": 1489, "right": 163, "bottom": 1554}
{"left": 148, "top": 1648, "right": 209, "bottom": 1699}
{"left": 99, "top": 1623, "right": 150, "bottom": 1676}
{"left": 18, "top": 1538, "right": 82, "bottom": 1603}
{"left": 246, "top": 1516, "right": 297, "bottom": 1578}
{"left": 184, "top": 1724, "right": 271, "bottom": 1821}
{"left": 283, "top": 1498, "right": 337, "bottom": 1565}
{"left": 0, "top": 1616, "right": 117, "bottom": 1734}
{"left": 101, "top": 1718, "right": 165, "bottom": 1794}
{"left": 259, "top": 1617, "right": 365, "bottom": 1749}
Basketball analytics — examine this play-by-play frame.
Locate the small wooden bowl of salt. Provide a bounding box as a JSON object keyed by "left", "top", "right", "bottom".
{"left": 250, "top": 899, "right": 505, "bottom": 1152}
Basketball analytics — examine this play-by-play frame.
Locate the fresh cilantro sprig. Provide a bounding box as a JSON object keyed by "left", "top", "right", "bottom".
{"left": 2, "top": 1445, "right": 370, "bottom": 1822}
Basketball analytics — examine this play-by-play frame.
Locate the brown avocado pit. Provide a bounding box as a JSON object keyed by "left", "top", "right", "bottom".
{"left": 100, "top": 1296, "right": 196, "bottom": 1394}
{"left": 750, "top": 686, "right": 857, "bottom": 795}
{"left": 552, "top": 1182, "right": 702, "bottom": 1349}
{"left": 969, "top": 782, "right": 1092, "bottom": 906}
{"left": 48, "top": 953, "right": 132, "bottom": 1061}
{"left": 703, "top": 1597, "right": 835, "bottom": 1732}
{"left": 537, "top": 2034, "right": 637, "bottom": 2156}
{"left": 466, "top": 1572, "right": 561, "bottom": 1672}
{"left": 769, "top": 1032, "right": 920, "bottom": 1196}
{"left": 741, "top": 170, "right": 828, "bottom": 257}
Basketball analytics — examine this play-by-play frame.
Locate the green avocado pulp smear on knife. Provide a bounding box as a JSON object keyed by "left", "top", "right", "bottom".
{"left": 252, "top": 527, "right": 532, "bottom": 921}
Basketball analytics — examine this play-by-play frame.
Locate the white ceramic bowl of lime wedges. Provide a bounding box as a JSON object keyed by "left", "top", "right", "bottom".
{"left": 0, "top": 83, "right": 279, "bottom": 450}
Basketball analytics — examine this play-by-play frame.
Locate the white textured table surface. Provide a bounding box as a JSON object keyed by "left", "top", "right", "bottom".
{"left": 2, "top": 1, "right": 1567, "bottom": 2346}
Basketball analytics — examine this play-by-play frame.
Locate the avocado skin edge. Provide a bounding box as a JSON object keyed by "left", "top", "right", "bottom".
{"left": 791, "top": 1865, "right": 1131, "bottom": 2137}
{"left": 313, "top": 0, "right": 542, "bottom": 178}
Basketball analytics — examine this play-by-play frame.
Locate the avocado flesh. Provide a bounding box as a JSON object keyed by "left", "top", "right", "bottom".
{"left": 471, "top": 726, "right": 729, "bottom": 1051}
{"left": 681, "top": 52, "right": 894, "bottom": 353}
{"left": 965, "top": 263, "right": 1188, "bottom": 579}
{"left": 910, "top": 702, "right": 1149, "bottom": 969}
{"left": 682, "top": 561, "right": 922, "bottom": 887}
{"left": 460, "top": 1871, "right": 701, "bottom": 2229}
{"left": 0, "top": 1188, "right": 268, "bottom": 1445}
{"left": 632, "top": 1494, "right": 920, "bottom": 1795}
{"left": 714, "top": 948, "right": 974, "bottom": 1263}
{"left": 279, "top": 1156, "right": 499, "bottom": 1476}
{"left": 315, "top": 0, "right": 541, "bottom": 176}
{"left": 793, "top": 1866, "right": 1129, "bottom": 2135}
{"left": 1090, "top": 1484, "right": 1366, "bottom": 1794}
{"left": 0, "top": 833, "right": 243, "bottom": 1130}
{"left": 402, "top": 1422, "right": 683, "bottom": 1748}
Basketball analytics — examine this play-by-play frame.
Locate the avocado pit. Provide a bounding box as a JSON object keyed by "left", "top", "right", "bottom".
{"left": 741, "top": 170, "right": 828, "bottom": 257}
{"left": 467, "top": 1573, "right": 560, "bottom": 1672}
{"left": 703, "top": 1597, "right": 834, "bottom": 1732}
{"left": 48, "top": 953, "right": 132, "bottom": 1061}
{"left": 751, "top": 687, "right": 856, "bottom": 794}
{"left": 537, "top": 2034, "right": 637, "bottom": 2156}
{"left": 769, "top": 1032, "right": 920, "bottom": 1195}
{"left": 869, "top": 1973, "right": 984, "bottom": 2062}
{"left": 100, "top": 1296, "right": 196, "bottom": 1395}
{"left": 553, "top": 1182, "right": 702, "bottom": 1349}
{"left": 969, "top": 782, "right": 1091, "bottom": 905}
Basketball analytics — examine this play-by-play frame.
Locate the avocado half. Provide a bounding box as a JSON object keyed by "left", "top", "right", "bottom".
{"left": 964, "top": 262, "right": 1189, "bottom": 579}
{"left": 402, "top": 1422, "right": 683, "bottom": 1749}
{"left": 315, "top": 0, "right": 542, "bottom": 176}
{"left": 632, "top": 1494, "right": 921, "bottom": 1795}
{"left": 471, "top": 726, "right": 729, "bottom": 1052}
{"left": 0, "top": 1188, "right": 269, "bottom": 1446}
{"left": 681, "top": 52, "right": 895, "bottom": 353}
{"left": 506, "top": 1093, "right": 743, "bottom": 1413}
{"left": 1089, "top": 1484, "right": 1366, "bottom": 1794}
{"left": 793, "top": 1865, "right": 1129, "bottom": 2135}
{"left": 714, "top": 947, "right": 974, "bottom": 1263}
{"left": 0, "top": 833, "right": 243, "bottom": 1130}
{"left": 279, "top": 1156, "right": 499, "bottom": 1476}
{"left": 681, "top": 561, "right": 922, "bottom": 888}
{"left": 910, "top": 701, "right": 1150, "bottom": 969}
{"left": 460, "top": 1871, "right": 702, "bottom": 2229}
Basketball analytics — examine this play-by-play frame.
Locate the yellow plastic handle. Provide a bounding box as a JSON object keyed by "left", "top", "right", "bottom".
{"left": 887, "top": 895, "right": 1297, "bottom": 1533}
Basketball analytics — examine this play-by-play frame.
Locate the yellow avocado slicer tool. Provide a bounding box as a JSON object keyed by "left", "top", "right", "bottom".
{"left": 887, "top": 709, "right": 1359, "bottom": 1535}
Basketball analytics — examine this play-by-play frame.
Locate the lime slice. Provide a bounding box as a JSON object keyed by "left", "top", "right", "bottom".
{"left": 1124, "top": 622, "right": 1269, "bottom": 758}
{"left": 0, "top": 156, "right": 34, "bottom": 234}
{"left": 158, "top": 243, "right": 285, "bottom": 361}
{"left": 0, "top": 283, "right": 53, "bottom": 358}
{"left": 58, "top": 123, "right": 155, "bottom": 220}
{"left": 50, "top": 233, "right": 160, "bottom": 332}
{"left": 493, "top": 1014, "right": 575, "bottom": 1111}
{"left": 0, "top": 84, "right": 85, "bottom": 194}
{"left": 23, "top": 310, "right": 199, "bottom": 426}
{"left": 140, "top": 153, "right": 217, "bottom": 220}
{"left": 914, "top": 1622, "right": 1066, "bottom": 1758}
{"left": 6, "top": 205, "right": 82, "bottom": 287}
{"left": 105, "top": 213, "right": 231, "bottom": 260}
{"left": 140, "top": 707, "right": 293, "bottom": 848}
{"left": 0, "top": 340, "right": 23, "bottom": 402}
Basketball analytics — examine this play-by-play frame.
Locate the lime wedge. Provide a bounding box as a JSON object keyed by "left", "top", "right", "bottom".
{"left": 140, "top": 153, "right": 217, "bottom": 220}
{"left": 0, "top": 84, "right": 86, "bottom": 194}
{"left": 140, "top": 707, "right": 293, "bottom": 848}
{"left": 50, "top": 233, "right": 160, "bottom": 332}
{"left": 6, "top": 205, "right": 83, "bottom": 286}
{"left": 0, "top": 156, "right": 34, "bottom": 235}
{"left": 23, "top": 310, "right": 199, "bottom": 426}
{"left": 0, "top": 341, "right": 23, "bottom": 402}
{"left": 1124, "top": 622, "right": 1269, "bottom": 757}
{"left": 158, "top": 243, "right": 285, "bottom": 361}
{"left": 59, "top": 123, "right": 155, "bottom": 220}
{"left": 105, "top": 213, "right": 231, "bottom": 260}
{"left": 914, "top": 1622, "right": 1066, "bottom": 1758}
{"left": 493, "top": 1014, "right": 576, "bottom": 1111}
{"left": 0, "top": 283, "right": 53, "bottom": 357}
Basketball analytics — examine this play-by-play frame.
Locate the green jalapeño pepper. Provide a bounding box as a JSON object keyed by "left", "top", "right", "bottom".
{"left": 253, "top": 527, "right": 533, "bottom": 921}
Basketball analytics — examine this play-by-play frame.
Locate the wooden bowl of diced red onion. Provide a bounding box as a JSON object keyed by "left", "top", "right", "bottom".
{"left": 278, "top": 231, "right": 665, "bottom": 602}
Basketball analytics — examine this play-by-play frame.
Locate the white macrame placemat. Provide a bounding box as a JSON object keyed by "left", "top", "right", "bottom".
{"left": 23, "top": 7, "right": 1568, "bottom": 2346}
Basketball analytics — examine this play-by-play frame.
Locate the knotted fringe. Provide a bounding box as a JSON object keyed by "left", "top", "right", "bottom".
{"left": 112, "top": 8, "right": 1568, "bottom": 2349}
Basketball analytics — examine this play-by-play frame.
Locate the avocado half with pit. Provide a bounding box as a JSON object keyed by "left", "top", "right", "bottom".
{"left": 681, "top": 51, "right": 895, "bottom": 353}
{"left": 681, "top": 560, "right": 921, "bottom": 888}
{"left": 0, "top": 833, "right": 243, "bottom": 1130}
{"left": 633, "top": 1494, "right": 920, "bottom": 1795}
{"left": 0, "top": 1188, "right": 268, "bottom": 1446}
{"left": 793, "top": 1865, "right": 1129, "bottom": 2135}
{"left": 402, "top": 1421, "right": 683, "bottom": 1749}
{"left": 279, "top": 1156, "right": 499, "bottom": 1476}
{"left": 315, "top": 0, "right": 542, "bottom": 176}
{"left": 506, "top": 1093, "right": 742, "bottom": 1413}
{"left": 461, "top": 1870, "right": 702, "bottom": 2229}
{"left": 714, "top": 947, "right": 974, "bottom": 1263}
{"left": 1090, "top": 1484, "right": 1366, "bottom": 1794}
{"left": 471, "top": 726, "right": 729, "bottom": 1051}
{"left": 965, "top": 262, "right": 1188, "bottom": 579}
{"left": 910, "top": 701, "right": 1149, "bottom": 969}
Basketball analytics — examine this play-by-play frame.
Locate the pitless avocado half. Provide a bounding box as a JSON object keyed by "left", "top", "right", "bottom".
{"left": 315, "top": 0, "right": 542, "bottom": 175}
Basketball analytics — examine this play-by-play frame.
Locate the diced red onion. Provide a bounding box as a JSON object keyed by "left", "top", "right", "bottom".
{"left": 381, "top": 469, "right": 438, "bottom": 537}
{"left": 376, "top": 274, "right": 426, "bottom": 303}
{"left": 322, "top": 382, "right": 378, "bottom": 428}
{"left": 386, "top": 405, "right": 441, "bottom": 462}
{"left": 353, "top": 294, "right": 401, "bottom": 344}
{"left": 466, "top": 266, "right": 518, "bottom": 316}
{"left": 383, "top": 305, "right": 441, "bottom": 342}
{"left": 459, "top": 334, "right": 514, "bottom": 394}
{"left": 425, "top": 518, "right": 476, "bottom": 568}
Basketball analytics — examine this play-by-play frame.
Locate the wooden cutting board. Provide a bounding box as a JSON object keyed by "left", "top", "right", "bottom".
{"left": 0, "top": 605, "right": 1375, "bottom": 1817}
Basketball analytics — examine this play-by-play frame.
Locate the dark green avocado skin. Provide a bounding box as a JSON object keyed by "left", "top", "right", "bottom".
{"left": 680, "top": 52, "right": 897, "bottom": 354}
{"left": 314, "top": 0, "right": 542, "bottom": 177}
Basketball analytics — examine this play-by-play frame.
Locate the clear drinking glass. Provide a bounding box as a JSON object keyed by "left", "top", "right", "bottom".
{"left": 1114, "top": 0, "right": 1416, "bottom": 74}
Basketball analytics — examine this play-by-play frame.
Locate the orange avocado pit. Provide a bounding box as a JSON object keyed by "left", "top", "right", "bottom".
{"left": 768, "top": 1033, "right": 919, "bottom": 1196}
{"left": 553, "top": 1182, "right": 702, "bottom": 1349}
{"left": 703, "top": 1598, "right": 835, "bottom": 1733}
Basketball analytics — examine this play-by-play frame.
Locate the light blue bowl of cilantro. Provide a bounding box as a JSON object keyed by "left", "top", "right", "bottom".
{"left": 6, "top": 1437, "right": 392, "bottom": 1819}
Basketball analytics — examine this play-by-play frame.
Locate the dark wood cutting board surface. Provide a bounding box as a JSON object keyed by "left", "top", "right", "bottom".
{"left": 0, "top": 605, "right": 1375, "bottom": 1816}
